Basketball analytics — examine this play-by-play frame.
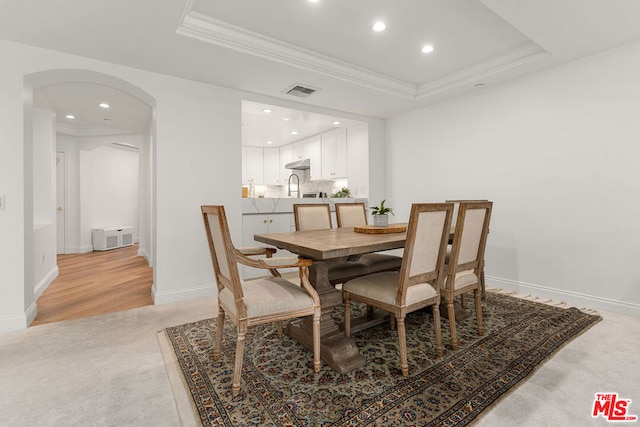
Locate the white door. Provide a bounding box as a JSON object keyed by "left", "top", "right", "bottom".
{"left": 56, "top": 152, "right": 65, "bottom": 254}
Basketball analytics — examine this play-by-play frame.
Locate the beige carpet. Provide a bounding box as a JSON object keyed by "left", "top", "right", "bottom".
{"left": 0, "top": 290, "right": 638, "bottom": 426}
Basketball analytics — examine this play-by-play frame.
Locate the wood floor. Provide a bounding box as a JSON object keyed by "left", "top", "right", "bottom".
{"left": 31, "top": 244, "right": 153, "bottom": 326}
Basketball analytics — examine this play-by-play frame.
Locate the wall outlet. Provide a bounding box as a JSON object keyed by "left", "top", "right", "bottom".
{"left": 0, "top": 195, "right": 5, "bottom": 210}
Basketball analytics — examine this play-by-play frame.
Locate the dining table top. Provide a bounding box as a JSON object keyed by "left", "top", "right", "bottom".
{"left": 254, "top": 224, "right": 408, "bottom": 260}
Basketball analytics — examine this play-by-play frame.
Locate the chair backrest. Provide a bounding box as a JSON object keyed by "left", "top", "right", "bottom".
{"left": 445, "top": 199, "right": 489, "bottom": 226}
{"left": 447, "top": 201, "right": 492, "bottom": 276}
{"left": 396, "top": 203, "right": 453, "bottom": 305}
{"left": 201, "top": 205, "right": 245, "bottom": 304}
{"left": 335, "top": 202, "right": 367, "bottom": 227}
{"left": 294, "top": 203, "right": 332, "bottom": 231}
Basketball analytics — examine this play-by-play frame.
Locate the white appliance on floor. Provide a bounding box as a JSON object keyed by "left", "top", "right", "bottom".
{"left": 92, "top": 226, "right": 134, "bottom": 251}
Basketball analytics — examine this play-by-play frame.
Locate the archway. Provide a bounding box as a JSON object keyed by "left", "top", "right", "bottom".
{"left": 24, "top": 69, "right": 157, "bottom": 324}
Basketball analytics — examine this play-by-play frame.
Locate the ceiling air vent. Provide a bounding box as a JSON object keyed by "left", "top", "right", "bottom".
{"left": 283, "top": 84, "right": 318, "bottom": 98}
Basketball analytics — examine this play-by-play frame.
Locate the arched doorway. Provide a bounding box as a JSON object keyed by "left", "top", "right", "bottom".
{"left": 24, "top": 69, "right": 157, "bottom": 324}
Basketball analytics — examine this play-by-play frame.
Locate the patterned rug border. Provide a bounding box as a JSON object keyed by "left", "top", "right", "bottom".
{"left": 163, "top": 289, "right": 602, "bottom": 426}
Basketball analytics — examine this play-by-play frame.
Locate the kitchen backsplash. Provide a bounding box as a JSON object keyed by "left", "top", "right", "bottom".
{"left": 250, "top": 169, "right": 350, "bottom": 198}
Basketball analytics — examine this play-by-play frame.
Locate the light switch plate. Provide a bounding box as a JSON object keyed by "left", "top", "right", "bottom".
{"left": 0, "top": 195, "right": 5, "bottom": 210}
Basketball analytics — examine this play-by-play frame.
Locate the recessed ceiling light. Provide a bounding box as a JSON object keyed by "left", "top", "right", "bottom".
{"left": 65, "top": 114, "right": 75, "bottom": 119}
{"left": 308, "top": 0, "right": 320, "bottom": 3}
{"left": 266, "top": 140, "right": 273, "bottom": 144}
{"left": 263, "top": 108, "right": 272, "bottom": 113}
{"left": 103, "top": 118, "right": 112, "bottom": 121}
{"left": 283, "top": 117, "right": 290, "bottom": 121}
{"left": 373, "top": 21, "right": 386, "bottom": 32}
{"left": 99, "top": 102, "right": 110, "bottom": 109}
{"left": 333, "top": 121, "right": 341, "bottom": 125}
{"left": 475, "top": 83, "right": 485, "bottom": 88}
{"left": 290, "top": 131, "right": 298, "bottom": 135}
{"left": 421, "top": 44, "right": 434, "bottom": 54}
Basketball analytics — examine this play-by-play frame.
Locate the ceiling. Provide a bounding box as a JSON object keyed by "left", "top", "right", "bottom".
{"left": 3, "top": 0, "right": 640, "bottom": 137}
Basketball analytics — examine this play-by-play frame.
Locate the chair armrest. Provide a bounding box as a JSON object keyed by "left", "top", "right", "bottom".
{"left": 238, "top": 246, "right": 277, "bottom": 257}
{"left": 234, "top": 250, "right": 312, "bottom": 270}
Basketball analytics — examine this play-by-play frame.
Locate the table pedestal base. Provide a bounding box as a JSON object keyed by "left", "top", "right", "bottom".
{"left": 285, "top": 321, "right": 366, "bottom": 375}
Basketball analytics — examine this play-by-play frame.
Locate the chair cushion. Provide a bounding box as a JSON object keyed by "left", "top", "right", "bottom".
{"left": 359, "top": 253, "right": 402, "bottom": 272}
{"left": 219, "top": 277, "right": 315, "bottom": 318}
{"left": 343, "top": 271, "right": 437, "bottom": 306}
{"left": 442, "top": 269, "right": 478, "bottom": 290}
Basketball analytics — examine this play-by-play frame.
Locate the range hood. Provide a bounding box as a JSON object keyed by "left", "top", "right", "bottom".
{"left": 285, "top": 158, "right": 310, "bottom": 170}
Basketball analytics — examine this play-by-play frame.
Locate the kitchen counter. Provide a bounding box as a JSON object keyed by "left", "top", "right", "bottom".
{"left": 242, "top": 197, "right": 368, "bottom": 214}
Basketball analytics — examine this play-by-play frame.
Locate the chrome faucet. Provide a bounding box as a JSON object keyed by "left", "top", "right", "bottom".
{"left": 287, "top": 173, "right": 300, "bottom": 197}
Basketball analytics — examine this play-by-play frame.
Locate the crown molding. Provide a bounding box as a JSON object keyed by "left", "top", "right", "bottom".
{"left": 177, "top": 3, "right": 548, "bottom": 102}
{"left": 415, "top": 42, "right": 549, "bottom": 100}
{"left": 177, "top": 11, "right": 416, "bottom": 100}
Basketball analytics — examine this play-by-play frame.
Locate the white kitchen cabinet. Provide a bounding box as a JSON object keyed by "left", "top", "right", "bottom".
{"left": 322, "top": 128, "right": 348, "bottom": 179}
{"left": 279, "top": 144, "right": 293, "bottom": 183}
{"left": 241, "top": 213, "right": 295, "bottom": 279}
{"left": 263, "top": 148, "right": 280, "bottom": 185}
{"left": 242, "top": 146, "right": 264, "bottom": 185}
{"left": 306, "top": 136, "right": 322, "bottom": 180}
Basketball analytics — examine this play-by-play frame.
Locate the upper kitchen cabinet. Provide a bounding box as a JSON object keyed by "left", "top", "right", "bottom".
{"left": 322, "top": 128, "right": 348, "bottom": 179}
{"left": 263, "top": 148, "right": 281, "bottom": 185}
{"left": 290, "top": 135, "right": 322, "bottom": 180}
{"left": 242, "top": 146, "right": 263, "bottom": 185}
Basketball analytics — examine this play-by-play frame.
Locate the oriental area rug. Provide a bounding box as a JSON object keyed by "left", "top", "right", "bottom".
{"left": 163, "top": 291, "right": 601, "bottom": 426}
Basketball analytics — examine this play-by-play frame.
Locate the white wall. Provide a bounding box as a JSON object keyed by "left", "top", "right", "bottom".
{"left": 89, "top": 145, "right": 139, "bottom": 239}
{"left": 31, "top": 108, "right": 58, "bottom": 300}
{"left": 0, "top": 39, "right": 385, "bottom": 331}
{"left": 386, "top": 40, "right": 640, "bottom": 316}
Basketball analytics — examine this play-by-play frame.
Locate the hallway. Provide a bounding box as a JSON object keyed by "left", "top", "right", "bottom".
{"left": 32, "top": 244, "right": 153, "bottom": 326}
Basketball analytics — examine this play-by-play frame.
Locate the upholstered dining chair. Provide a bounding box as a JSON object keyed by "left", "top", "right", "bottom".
{"left": 293, "top": 203, "right": 371, "bottom": 285}
{"left": 335, "top": 202, "right": 403, "bottom": 273}
{"left": 342, "top": 203, "right": 454, "bottom": 376}
{"left": 442, "top": 200, "right": 492, "bottom": 351}
{"left": 201, "top": 205, "right": 321, "bottom": 396}
{"left": 445, "top": 199, "right": 490, "bottom": 300}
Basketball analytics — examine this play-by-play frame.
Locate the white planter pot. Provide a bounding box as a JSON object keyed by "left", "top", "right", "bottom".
{"left": 373, "top": 214, "right": 388, "bottom": 227}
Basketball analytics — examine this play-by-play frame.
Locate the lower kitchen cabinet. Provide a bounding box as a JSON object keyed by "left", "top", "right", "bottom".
{"left": 241, "top": 213, "right": 295, "bottom": 280}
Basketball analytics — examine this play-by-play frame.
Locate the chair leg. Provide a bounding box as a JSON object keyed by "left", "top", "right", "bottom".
{"left": 474, "top": 289, "right": 484, "bottom": 336}
{"left": 432, "top": 302, "right": 444, "bottom": 357}
{"left": 312, "top": 309, "right": 321, "bottom": 373}
{"left": 447, "top": 298, "right": 459, "bottom": 351}
{"left": 480, "top": 269, "right": 486, "bottom": 300}
{"left": 344, "top": 297, "right": 352, "bottom": 338}
{"left": 397, "top": 315, "right": 408, "bottom": 376}
{"left": 390, "top": 313, "right": 396, "bottom": 330}
{"left": 213, "top": 308, "right": 225, "bottom": 361}
{"left": 232, "top": 326, "right": 247, "bottom": 397}
{"left": 460, "top": 294, "right": 466, "bottom": 309}
{"left": 276, "top": 320, "right": 283, "bottom": 338}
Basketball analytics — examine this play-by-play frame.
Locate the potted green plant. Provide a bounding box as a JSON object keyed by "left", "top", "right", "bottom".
{"left": 370, "top": 199, "right": 394, "bottom": 227}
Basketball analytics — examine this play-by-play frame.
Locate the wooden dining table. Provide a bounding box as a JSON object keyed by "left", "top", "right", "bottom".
{"left": 255, "top": 225, "right": 407, "bottom": 374}
{"left": 254, "top": 224, "right": 465, "bottom": 374}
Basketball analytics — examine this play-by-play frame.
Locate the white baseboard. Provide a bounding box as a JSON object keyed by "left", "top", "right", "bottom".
{"left": 65, "top": 245, "right": 93, "bottom": 254}
{"left": 25, "top": 302, "right": 38, "bottom": 326}
{"left": 138, "top": 248, "right": 152, "bottom": 267}
{"left": 0, "top": 301, "right": 38, "bottom": 332}
{"left": 488, "top": 276, "right": 640, "bottom": 317}
{"left": 152, "top": 282, "right": 217, "bottom": 305}
{"left": 34, "top": 266, "right": 59, "bottom": 300}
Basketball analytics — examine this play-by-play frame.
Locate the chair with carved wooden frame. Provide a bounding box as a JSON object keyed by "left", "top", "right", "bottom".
{"left": 293, "top": 203, "right": 372, "bottom": 285}
{"left": 442, "top": 200, "right": 492, "bottom": 350}
{"left": 201, "top": 205, "right": 321, "bottom": 396}
{"left": 445, "top": 199, "right": 490, "bottom": 300}
{"left": 335, "top": 202, "right": 403, "bottom": 273}
{"left": 342, "top": 203, "right": 453, "bottom": 376}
